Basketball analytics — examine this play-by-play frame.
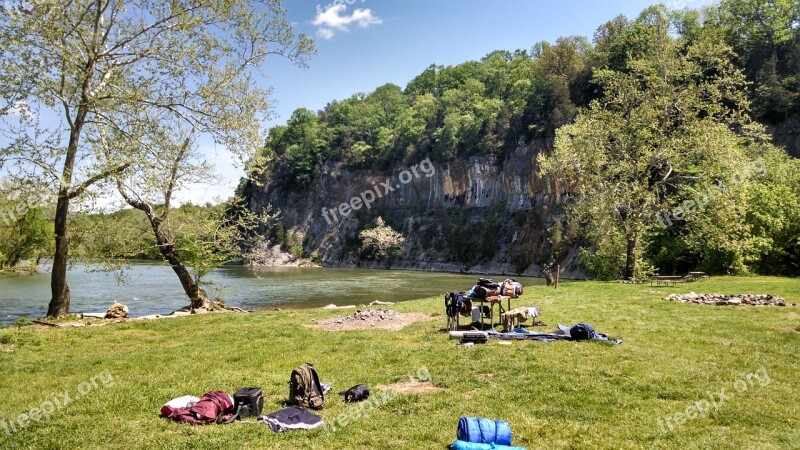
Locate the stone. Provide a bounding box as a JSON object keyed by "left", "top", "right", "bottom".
{"left": 104, "top": 303, "right": 128, "bottom": 319}
{"left": 663, "top": 293, "right": 787, "bottom": 307}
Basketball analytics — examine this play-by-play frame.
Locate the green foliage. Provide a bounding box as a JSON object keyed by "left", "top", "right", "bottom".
{"left": 539, "top": 17, "right": 762, "bottom": 279}
{"left": 507, "top": 246, "right": 534, "bottom": 275}
{"left": 0, "top": 182, "right": 53, "bottom": 269}
{"left": 358, "top": 217, "right": 405, "bottom": 267}
{"left": 254, "top": 43, "right": 591, "bottom": 178}
{"left": 444, "top": 211, "right": 501, "bottom": 265}
{"left": 719, "top": 0, "right": 800, "bottom": 122}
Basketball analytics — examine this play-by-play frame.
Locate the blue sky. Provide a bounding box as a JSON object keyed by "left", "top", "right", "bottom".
{"left": 128, "top": 0, "right": 718, "bottom": 203}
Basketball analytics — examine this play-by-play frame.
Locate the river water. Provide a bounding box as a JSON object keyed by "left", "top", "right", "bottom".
{"left": 0, "top": 263, "right": 542, "bottom": 325}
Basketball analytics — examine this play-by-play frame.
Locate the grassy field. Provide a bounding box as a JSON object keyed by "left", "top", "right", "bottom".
{"left": 0, "top": 276, "right": 798, "bottom": 449}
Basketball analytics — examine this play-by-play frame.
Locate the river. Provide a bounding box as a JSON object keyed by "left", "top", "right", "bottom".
{"left": 0, "top": 263, "right": 543, "bottom": 325}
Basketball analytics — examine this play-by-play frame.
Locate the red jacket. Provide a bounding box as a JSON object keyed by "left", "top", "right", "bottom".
{"left": 163, "top": 391, "right": 235, "bottom": 425}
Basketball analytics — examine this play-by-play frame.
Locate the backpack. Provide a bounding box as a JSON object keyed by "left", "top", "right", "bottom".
{"left": 289, "top": 363, "right": 325, "bottom": 410}
{"left": 569, "top": 323, "right": 596, "bottom": 341}
{"left": 339, "top": 384, "right": 370, "bottom": 403}
{"left": 232, "top": 387, "right": 264, "bottom": 419}
{"left": 476, "top": 278, "right": 500, "bottom": 289}
{"left": 445, "top": 292, "right": 461, "bottom": 318}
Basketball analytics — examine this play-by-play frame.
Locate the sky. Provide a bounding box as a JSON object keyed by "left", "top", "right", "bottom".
{"left": 189, "top": 0, "right": 718, "bottom": 204}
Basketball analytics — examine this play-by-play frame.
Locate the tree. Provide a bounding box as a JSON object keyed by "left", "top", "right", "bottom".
{"left": 539, "top": 24, "right": 760, "bottom": 279}
{"left": 111, "top": 113, "right": 277, "bottom": 310}
{"left": 0, "top": 180, "right": 53, "bottom": 270}
{"left": 0, "top": 0, "right": 312, "bottom": 316}
{"left": 359, "top": 217, "right": 405, "bottom": 268}
{"left": 720, "top": 0, "right": 800, "bottom": 121}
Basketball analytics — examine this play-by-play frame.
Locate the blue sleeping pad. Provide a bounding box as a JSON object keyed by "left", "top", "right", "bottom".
{"left": 457, "top": 417, "right": 512, "bottom": 446}
{"left": 450, "top": 440, "right": 527, "bottom": 450}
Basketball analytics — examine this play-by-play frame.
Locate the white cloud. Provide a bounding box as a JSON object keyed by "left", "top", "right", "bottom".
{"left": 313, "top": 4, "right": 382, "bottom": 39}
{"left": 317, "top": 27, "right": 336, "bottom": 40}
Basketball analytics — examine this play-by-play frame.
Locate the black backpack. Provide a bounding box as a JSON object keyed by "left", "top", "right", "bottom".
{"left": 289, "top": 363, "right": 325, "bottom": 410}
{"left": 339, "top": 384, "right": 370, "bottom": 403}
{"left": 233, "top": 387, "right": 264, "bottom": 419}
{"left": 569, "top": 323, "right": 596, "bottom": 341}
{"left": 477, "top": 278, "right": 500, "bottom": 289}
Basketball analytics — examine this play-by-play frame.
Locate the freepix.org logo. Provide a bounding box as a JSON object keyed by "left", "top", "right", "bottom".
{"left": 1, "top": 369, "right": 115, "bottom": 437}
{"left": 321, "top": 158, "right": 436, "bottom": 225}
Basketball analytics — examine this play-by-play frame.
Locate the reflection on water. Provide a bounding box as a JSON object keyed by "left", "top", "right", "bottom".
{"left": 0, "top": 263, "right": 543, "bottom": 325}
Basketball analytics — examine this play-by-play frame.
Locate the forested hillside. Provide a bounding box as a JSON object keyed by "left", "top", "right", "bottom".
{"left": 245, "top": 1, "right": 800, "bottom": 278}
{"left": 255, "top": 1, "right": 800, "bottom": 184}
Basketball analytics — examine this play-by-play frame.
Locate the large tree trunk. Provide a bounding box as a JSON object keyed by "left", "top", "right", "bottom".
{"left": 127, "top": 202, "right": 217, "bottom": 311}
{"left": 149, "top": 219, "right": 210, "bottom": 310}
{"left": 48, "top": 188, "right": 73, "bottom": 316}
{"left": 47, "top": 111, "right": 87, "bottom": 317}
{"left": 623, "top": 232, "right": 639, "bottom": 280}
{"left": 47, "top": 47, "right": 95, "bottom": 316}
{"left": 48, "top": 195, "right": 72, "bottom": 316}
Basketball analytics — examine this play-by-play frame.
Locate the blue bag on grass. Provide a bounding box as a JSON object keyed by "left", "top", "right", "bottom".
{"left": 456, "top": 417, "right": 512, "bottom": 445}
{"left": 450, "top": 440, "right": 527, "bottom": 450}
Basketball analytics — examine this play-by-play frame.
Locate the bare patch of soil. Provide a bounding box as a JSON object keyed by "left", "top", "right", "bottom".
{"left": 778, "top": 325, "right": 800, "bottom": 335}
{"left": 312, "top": 309, "right": 436, "bottom": 331}
{"left": 376, "top": 378, "right": 444, "bottom": 395}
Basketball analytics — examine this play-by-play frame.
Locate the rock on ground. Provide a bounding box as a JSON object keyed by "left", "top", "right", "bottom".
{"left": 663, "top": 292, "right": 794, "bottom": 306}
{"left": 104, "top": 303, "right": 129, "bottom": 319}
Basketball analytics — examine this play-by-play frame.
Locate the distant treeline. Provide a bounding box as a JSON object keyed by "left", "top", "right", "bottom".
{"left": 255, "top": 1, "right": 799, "bottom": 186}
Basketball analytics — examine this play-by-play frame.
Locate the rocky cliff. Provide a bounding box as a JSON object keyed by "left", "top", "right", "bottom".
{"left": 244, "top": 141, "right": 586, "bottom": 278}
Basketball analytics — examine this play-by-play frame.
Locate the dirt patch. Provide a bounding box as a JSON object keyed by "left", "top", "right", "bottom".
{"left": 375, "top": 378, "right": 444, "bottom": 395}
{"left": 778, "top": 325, "right": 800, "bottom": 335}
{"left": 312, "top": 309, "right": 436, "bottom": 331}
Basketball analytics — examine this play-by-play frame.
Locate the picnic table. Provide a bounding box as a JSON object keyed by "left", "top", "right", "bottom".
{"left": 445, "top": 294, "right": 514, "bottom": 331}
{"left": 474, "top": 295, "right": 513, "bottom": 330}
{"left": 649, "top": 275, "right": 686, "bottom": 287}
{"left": 649, "top": 272, "right": 710, "bottom": 286}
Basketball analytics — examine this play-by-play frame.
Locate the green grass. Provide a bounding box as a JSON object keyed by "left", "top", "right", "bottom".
{"left": 1, "top": 276, "right": 798, "bottom": 449}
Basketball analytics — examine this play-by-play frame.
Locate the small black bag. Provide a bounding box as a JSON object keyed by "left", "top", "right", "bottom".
{"left": 233, "top": 387, "right": 264, "bottom": 419}
{"left": 338, "top": 384, "right": 370, "bottom": 403}
{"left": 569, "top": 323, "right": 596, "bottom": 341}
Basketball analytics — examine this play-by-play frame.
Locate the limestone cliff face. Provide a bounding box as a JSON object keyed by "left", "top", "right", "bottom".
{"left": 245, "top": 142, "right": 584, "bottom": 277}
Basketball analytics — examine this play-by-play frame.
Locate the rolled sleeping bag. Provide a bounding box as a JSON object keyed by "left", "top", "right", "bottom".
{"left": 457, "top": 417, "right": 512, "bottom": 446}
{"left": 450, "top": 440, "right": 527, "bottom": 450}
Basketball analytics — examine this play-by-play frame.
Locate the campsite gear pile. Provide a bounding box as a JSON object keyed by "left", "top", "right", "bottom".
{"left": 467, "top": 278, "right": 523, "bottom": 301}
{"left": 447, "top": 323, "right": 622, "bottom": 344}
{"left": 446, "top": 278, "right": 524, "bottom": 330}
{"left": 451, "top": 416, "right": 526, "bottom": 450}
{"left": 160, "top": 362, "right": 332, "bottom": 431}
